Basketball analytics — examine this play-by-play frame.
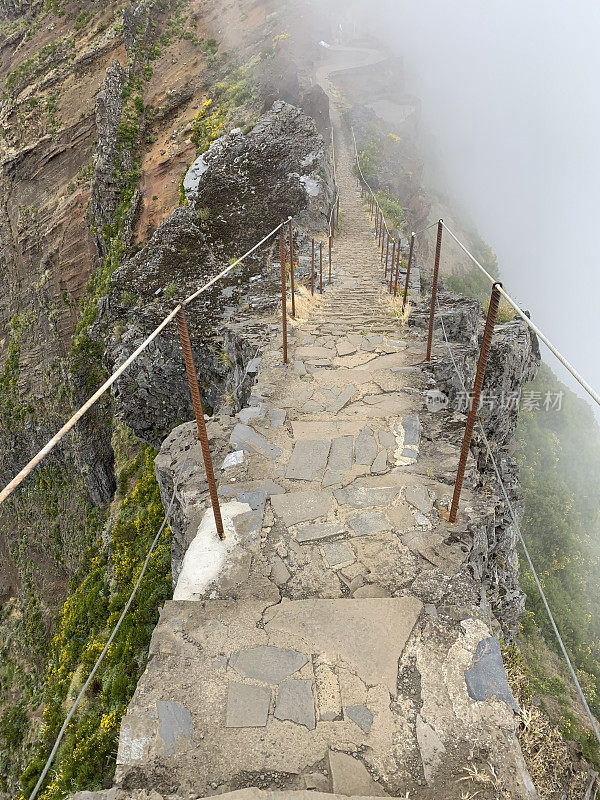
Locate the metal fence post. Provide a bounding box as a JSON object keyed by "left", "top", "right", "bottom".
{"left": 389, "top": 240, "right": 396, "bottom": 293}
{"left": 311, "top": 239, "right": 315, "bottom": 296}
{"left": 329, "top": 234, "right": 332, "bottom": 281}
{"left": 426, "top": 220, "right": 444, "bottom": 361}
{"left": 319, "top": 242, "right": 323, "bottom": 293}
{"left": 384, "top": 236, "right": 390, "bottom": 275}
{"left": 288, "top": 218, "right": 295, "bottom": 319}
{"left": 393, "top": 237, "right": 401, "bottom": 297}
{"left": 176, "top": 308, "right": 225, "bottom": 540}
{"left": 280, "top": 229, "right": 288, "bottom": 364}
{"left": 402, "top": 232, "right": 415, "bottom": 307}
{"left": 449, "top": 283, "right": 502, "bottom": 523}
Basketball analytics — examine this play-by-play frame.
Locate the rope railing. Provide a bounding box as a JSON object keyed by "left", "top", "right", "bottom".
{"left": 351, "top": 121, "right": 600, "bottom": 709}
{"left": 0, "top": 198, "right": 340, "bottom": 509}
{"left": 352, "top": 118, "right": 600, "bottom": 745}
{"left": 27, "top": 448, "right": 192, "bottom": 800}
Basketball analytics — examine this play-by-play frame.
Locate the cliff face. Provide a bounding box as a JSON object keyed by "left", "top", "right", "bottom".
{"left": 0, "top": 0, "right": 338, "bottom": 792}
{"left": 1, "top": 2, "right": 591, "bottom": 796}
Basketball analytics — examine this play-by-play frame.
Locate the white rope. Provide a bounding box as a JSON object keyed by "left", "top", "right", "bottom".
{"left": 0, "top": 220, "right": 289, "bottom": 507}
{"left": 435, "top": 297, "right": 600, "bottom": 747}
{"left": 28, "top": 449, "right": 191, "bottom": 800}
{"left": 441, "top": 221, "right": 600, "bottom": 408}
{"left": 182, "top": 219, "right": 287, "bottom": 306}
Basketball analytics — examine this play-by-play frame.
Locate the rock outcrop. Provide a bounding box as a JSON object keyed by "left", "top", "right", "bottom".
{"left": 412, "top": 291, "right": 541, "bottom": 637}
{"left": 100, "top": 102, "right": 335, "bottom": 445}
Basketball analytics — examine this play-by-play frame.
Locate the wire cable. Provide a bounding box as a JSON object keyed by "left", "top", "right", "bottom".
{"left": 441, "top": 221, "right": 600, "bottom": 408}
{"left": 435, "top": 297, "right": 600, "bottom": 747}
{"left": 28, "top": 449, "right": 191, "bottom": 800}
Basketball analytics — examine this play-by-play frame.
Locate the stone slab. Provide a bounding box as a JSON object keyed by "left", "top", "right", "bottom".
{"left": 328, "top": 750, "right": 388, "bottom": 796}
{"left": 322, "top": 470, "right": 343, "bottom": 488}
{"left": 226, "top": 684, "right": 271, "bottom": 728}
{"left": 370, "top": 449, "right": 388, "bottom": 474}
{"left": 266, "top": 597, "right": 423, "bottom": 696}
{"left": 328, "top": 436, "right": 354, "bottom": 471}
{"left": 345, "top": 704, "right": 374, "bottom": 734}
{"left": 156, "top": 700, "right": 193, "bottom": 755}
{"left": 333, "top": 485, "right": 401, "bottom": 509}
{"left": 296, "top": 521, "right": 346, "bottom": 543}
{"left": 230, "top": 424, "right": 282, "bottom": 461}
{"left": 336, "top": 340, "right": 357, "bottom": 357}
{"left": 271, "top": 490, "right": 334, "bottom": 526}
{"left": 323, "top": 541, "right": 354, "bottom": 568}
{"left": 405, "top": 484, "right": 433, "bottom": 514}
{"left": 347, "top": 511, "right": 390, "bottom": 536}
{"left": 355, "top": 428, "right": 378, "bottom": 465}
{"left": 231, "top": 646, "right": 307, "bottom": 683}
{"left": 327, "top": 384, "right": 357, "bottom": 414}
{"left": 274, "top": 679, "right": 316, "bottom": 729}
{"left": 464, "top": 637, "right": 519, "bottom": 712}
{"left": 286, "top": 440, "right": 331, "bottom": 481}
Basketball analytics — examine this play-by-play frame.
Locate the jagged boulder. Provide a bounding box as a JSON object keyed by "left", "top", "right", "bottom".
{"left": 184, "top": 101, "right": 335, "bottom": 239}
{"left": 99, "top": 102, "right": 335, "bottom": 445}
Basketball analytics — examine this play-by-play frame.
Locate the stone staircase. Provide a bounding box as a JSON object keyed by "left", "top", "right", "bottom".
{"left": 95, "top": 128, "right": 540, "bottom": 800}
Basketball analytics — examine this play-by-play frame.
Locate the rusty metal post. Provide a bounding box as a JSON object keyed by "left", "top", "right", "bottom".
{"left": 311, "top": 239, "right": 315, "bottom": 296}
{"left": 288, "top": 218, "right": 295, "bottom": 319}
{"left": 336, "top": 196, "right": 340, "bottom": 228}
{"left": 176, "top": 309, "right": 225, "bottom": 540}
{"left": 449, "top": 283, "right": 502, "bottom": 524}
{"left": 389, "top": 240, "right": 396, "bottom": 293}
{"left": 393, "top": 238, "right": 402, "bottom": 296}
{"left": 379, "top": 218, "right": 384, "bottom": 250}
{"left": 279, "top": 229, "right": 288, "bottom": 364}
{"left": 374, "top": 207, "right": 379, "bottom": 235}
{"left": 319, "top": 242, "right": 323, "bottom": 293}
{"left": 384, "top": 236, "right": 390, "bottom": 276}
{"left": 426, "top": 220, "right": 444, "bottom": 361}
{"left": 328, "top": 234, "right": 332, "bottom": 281}
{"left": 402, "top": 233, "right": 415, "bottom": 307}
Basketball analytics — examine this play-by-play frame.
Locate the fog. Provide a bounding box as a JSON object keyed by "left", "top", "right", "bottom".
{"left": 349, "top": 0, "right": 600, "bottom": 409}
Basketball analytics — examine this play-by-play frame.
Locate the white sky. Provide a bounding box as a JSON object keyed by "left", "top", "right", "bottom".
{"left": 368, "top": 0, "right": 600, "bottom": 408}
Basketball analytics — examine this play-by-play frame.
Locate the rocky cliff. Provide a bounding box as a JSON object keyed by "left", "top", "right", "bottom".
{"left": 1, "top": 4, "right": 597, "bottom": 798}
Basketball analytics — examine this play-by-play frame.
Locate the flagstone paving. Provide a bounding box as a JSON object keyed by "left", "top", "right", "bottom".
{"left": 112, "top": 117, "right": 537, "bottom": 800}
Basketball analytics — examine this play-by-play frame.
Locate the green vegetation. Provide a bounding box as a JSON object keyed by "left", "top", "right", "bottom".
{"left": 46, "top": 95, "right": 58, "bottom": 136}
{"left": 73, "top": 9, "right": 92, "bottom": 30}
{"left": 5, "top": 40, "right": 74, "bottom": 96}
{"left": 0, "top": 316, "right": 35, "bottom": 433}
{"left": 71, "top": 74, "right": 144, "bottom": 385}
{"left": 375, "top": 190, "right": 404, "bottom": 231}
{"left": 514, "top": 362, "right": 600, "bottom": 765}
{"left": 19, "top": 448, "right": 171, "bottom": 800}
{"left": 445, "top": 234, "right": 500, "bottom": 303}
{"left": 190, "top": 68, "right": 255, "bottom": 154}
{"left": 356, "top": 133, "right": 380, "bottom": 177}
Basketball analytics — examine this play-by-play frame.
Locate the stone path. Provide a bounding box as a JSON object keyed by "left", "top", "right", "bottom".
{"left": 110, "top": 80, "right": 537, "bottom": 800}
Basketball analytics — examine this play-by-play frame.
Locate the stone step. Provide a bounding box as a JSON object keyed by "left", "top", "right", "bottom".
{"left": 114, "top": 597, "right": 533, "bottom": 800}
{"left": 115, "top": 597, "right": 422, "bottom": 798}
